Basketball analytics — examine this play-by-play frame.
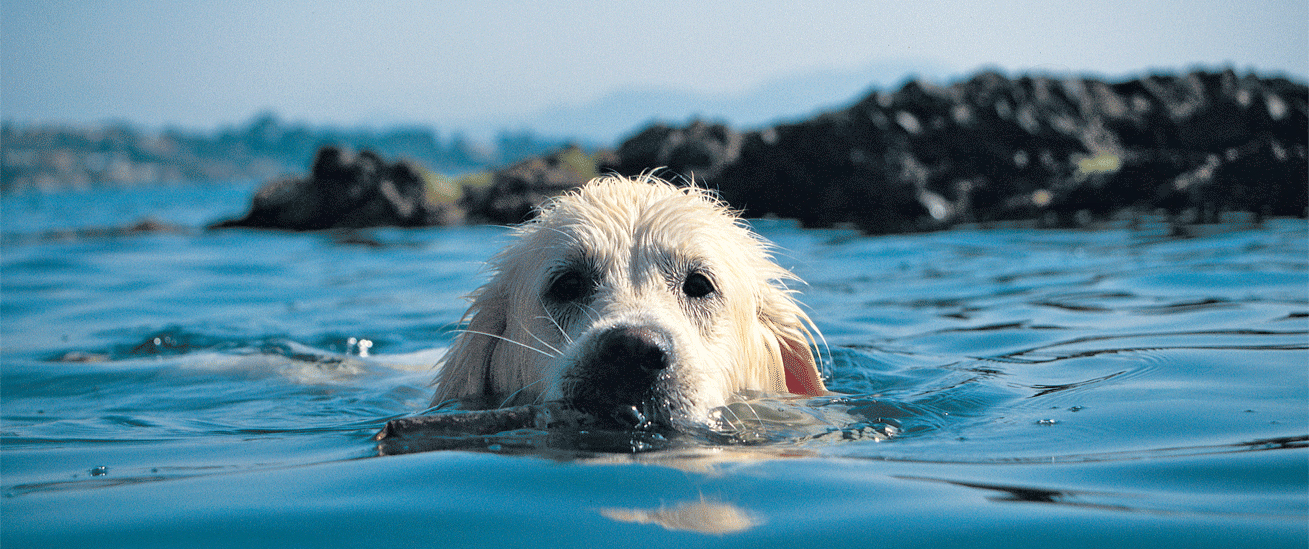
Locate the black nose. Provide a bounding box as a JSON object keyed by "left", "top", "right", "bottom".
{"left": 565, "top": 326, "right": 673, "bottom": 427}
{"left": 593, "top": 326, "right": 670, "bottom": 373}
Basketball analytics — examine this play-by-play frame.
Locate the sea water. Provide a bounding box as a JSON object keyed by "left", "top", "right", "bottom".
{"left": 2, "top": 183, "right": 1305, "bottom": 548}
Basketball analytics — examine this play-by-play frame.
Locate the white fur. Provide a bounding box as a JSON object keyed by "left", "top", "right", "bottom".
{"left": 431, "top": 174, "right": 826, "bottom": 425}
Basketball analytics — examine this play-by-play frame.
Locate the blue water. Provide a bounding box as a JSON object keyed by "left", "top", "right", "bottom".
{"left": 3, "top": 183, "right": 1306, "bottom": 548}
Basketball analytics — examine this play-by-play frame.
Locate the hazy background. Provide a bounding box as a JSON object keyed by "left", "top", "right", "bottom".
{"left": 4, "top": 0, "right": 1307, "bottom": 143}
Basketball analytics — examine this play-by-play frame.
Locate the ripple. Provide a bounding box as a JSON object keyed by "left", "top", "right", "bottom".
{"left": 987, "top": 329, "right": 1309, "bottom": 364}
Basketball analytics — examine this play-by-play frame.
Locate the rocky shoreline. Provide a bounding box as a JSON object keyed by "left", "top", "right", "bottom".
{"left": 212, "top": 69, "right": 1306, "bottom": 233}
{"left": 210, "top": 146, "right": 459, "bottom": 230}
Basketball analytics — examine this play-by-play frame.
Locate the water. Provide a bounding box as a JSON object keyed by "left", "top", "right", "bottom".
{"left": 3, "top": 183, "right": 1306, "bottom": 548}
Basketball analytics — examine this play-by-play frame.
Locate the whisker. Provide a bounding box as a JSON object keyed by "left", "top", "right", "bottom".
{"left": 578, "top": 302, "right": 602, "bottom": 324}
{"left": 423, "top": 398, "right": 460, "bottom": 414}
{"left": 533, "top": 292, "right": 575, "bottom": 345}
{"left": 497, "top": 378, "right": 548, "bottom": 409}
{"left": 453, "top": 329, "right": 557, "bottom": 359}
{"left": 517, "top": 320, "right": 564, "bottom": 357}
{"left": 533, "top": 314, "right": 573, "bottom": 346}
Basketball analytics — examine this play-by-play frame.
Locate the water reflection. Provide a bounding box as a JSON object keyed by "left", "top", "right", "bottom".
{"left": 897, "top": 475, "right": 1148, "bottom": 513}
{"left": 598, "top": 498, "right": 760, "bottom": 534}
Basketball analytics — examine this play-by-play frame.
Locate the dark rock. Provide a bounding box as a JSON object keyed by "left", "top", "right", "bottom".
{"left": 603, "top": 120, "right": 741, "bottom": 183}
{"left": 607, "top": 69, "right": 1306, "bottom": 233}
{"left": 1196, "top": 137, "right": 1308, "bottom": 219}
{"left": 210, "top": 146, "right": 457, "bottom": 230}
{"left": 460, "top": 145, "right": 615, "bottom": 225}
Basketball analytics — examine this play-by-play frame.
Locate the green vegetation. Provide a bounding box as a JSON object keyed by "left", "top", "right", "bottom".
{"left": 556, "top": 146, "right": 601, "bottom": 180}
{"left": 1076, "top": 152, "right": 1123, "bottom": 175}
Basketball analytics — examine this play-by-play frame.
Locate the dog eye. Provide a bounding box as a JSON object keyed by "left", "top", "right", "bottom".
{"left": 682, "top": 272, "right": 715, "bottom": 298}
{"left": 546, "top": 270, "right": 592, "bottom": 303}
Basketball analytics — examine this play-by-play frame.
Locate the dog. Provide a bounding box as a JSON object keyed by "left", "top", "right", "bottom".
{"left": 430, "top": 174, "right": 826, "bottom": 430}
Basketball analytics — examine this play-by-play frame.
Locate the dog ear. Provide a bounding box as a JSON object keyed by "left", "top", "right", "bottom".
{"left": 779, "top": 330, "right": 827, "bottom": 397}
{"left": 758, "top": 290, "right": 828, "bottom": 397}
{"left": 430, "top": 285, "right": 507, "bottom": 407}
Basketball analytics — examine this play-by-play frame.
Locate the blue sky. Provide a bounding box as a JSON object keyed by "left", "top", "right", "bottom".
{"left": 3, "top": 0, "right": 1306, "bottom": 137}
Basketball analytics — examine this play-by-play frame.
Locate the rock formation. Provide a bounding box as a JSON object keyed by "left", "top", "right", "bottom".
{"left": 614, "top": 69, "right": 1307, "bottom": 233}
{"left": 211, "top": 146, "right": 457, "bottom": 230}
{"left": 216, "top": 69, "right": 1306, "bottom": 234}
{"left": 459, "top": 145, "right": 614, "bottom": 225}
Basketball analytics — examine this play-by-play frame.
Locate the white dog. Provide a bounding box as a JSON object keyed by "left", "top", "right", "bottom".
{"left": 431, "top": 174, "right": 826, "bottom": 429}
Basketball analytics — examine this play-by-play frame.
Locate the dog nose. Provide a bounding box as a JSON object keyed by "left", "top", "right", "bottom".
{"left": 565, "top": 326, "right": 673, "bottom": 428}
{"left": 594, "top": 326, "right": 670, "bottom": 373}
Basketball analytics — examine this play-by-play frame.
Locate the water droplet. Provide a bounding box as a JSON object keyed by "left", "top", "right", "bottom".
{"left": 616, "top": 406, "right": 650, "bottom": 430}
{"left": 345, "top": 337, "right": 374, "bottom": 356}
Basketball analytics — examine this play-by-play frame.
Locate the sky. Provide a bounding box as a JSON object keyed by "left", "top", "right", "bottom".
{"left": 3, "top": 0, "right": 1307, "bottom": 139}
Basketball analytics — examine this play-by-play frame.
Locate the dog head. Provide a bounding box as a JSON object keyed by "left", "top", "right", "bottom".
{"left": 432, "top": 175, "right": 826, "bottom": 428}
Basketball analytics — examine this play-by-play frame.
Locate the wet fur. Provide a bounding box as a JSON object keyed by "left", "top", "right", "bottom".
{"left": 431, "top": 174, "right": 825, "bottom": 426}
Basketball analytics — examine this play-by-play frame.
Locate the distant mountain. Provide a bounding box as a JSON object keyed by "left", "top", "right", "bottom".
{"left": 0, "top": 114, "right": 572, "bottom": 192}
{"left": 493, "top": 60, "right": 954, "bottom": 144}
{"left": 1, "top": 60, "right": 960, "bottom": 191}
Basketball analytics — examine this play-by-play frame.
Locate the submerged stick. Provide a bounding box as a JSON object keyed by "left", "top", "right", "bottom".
{"left": 374, "top": 405, "right": 546, "bottom": 441}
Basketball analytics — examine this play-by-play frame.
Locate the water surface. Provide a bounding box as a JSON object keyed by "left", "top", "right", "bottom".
{"left": 2, "top": 184, "right": 1305, "bottom": 548}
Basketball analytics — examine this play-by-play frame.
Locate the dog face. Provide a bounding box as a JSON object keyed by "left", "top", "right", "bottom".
{"left": 432, "top": 175, "right": 826, "bottom": 428}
